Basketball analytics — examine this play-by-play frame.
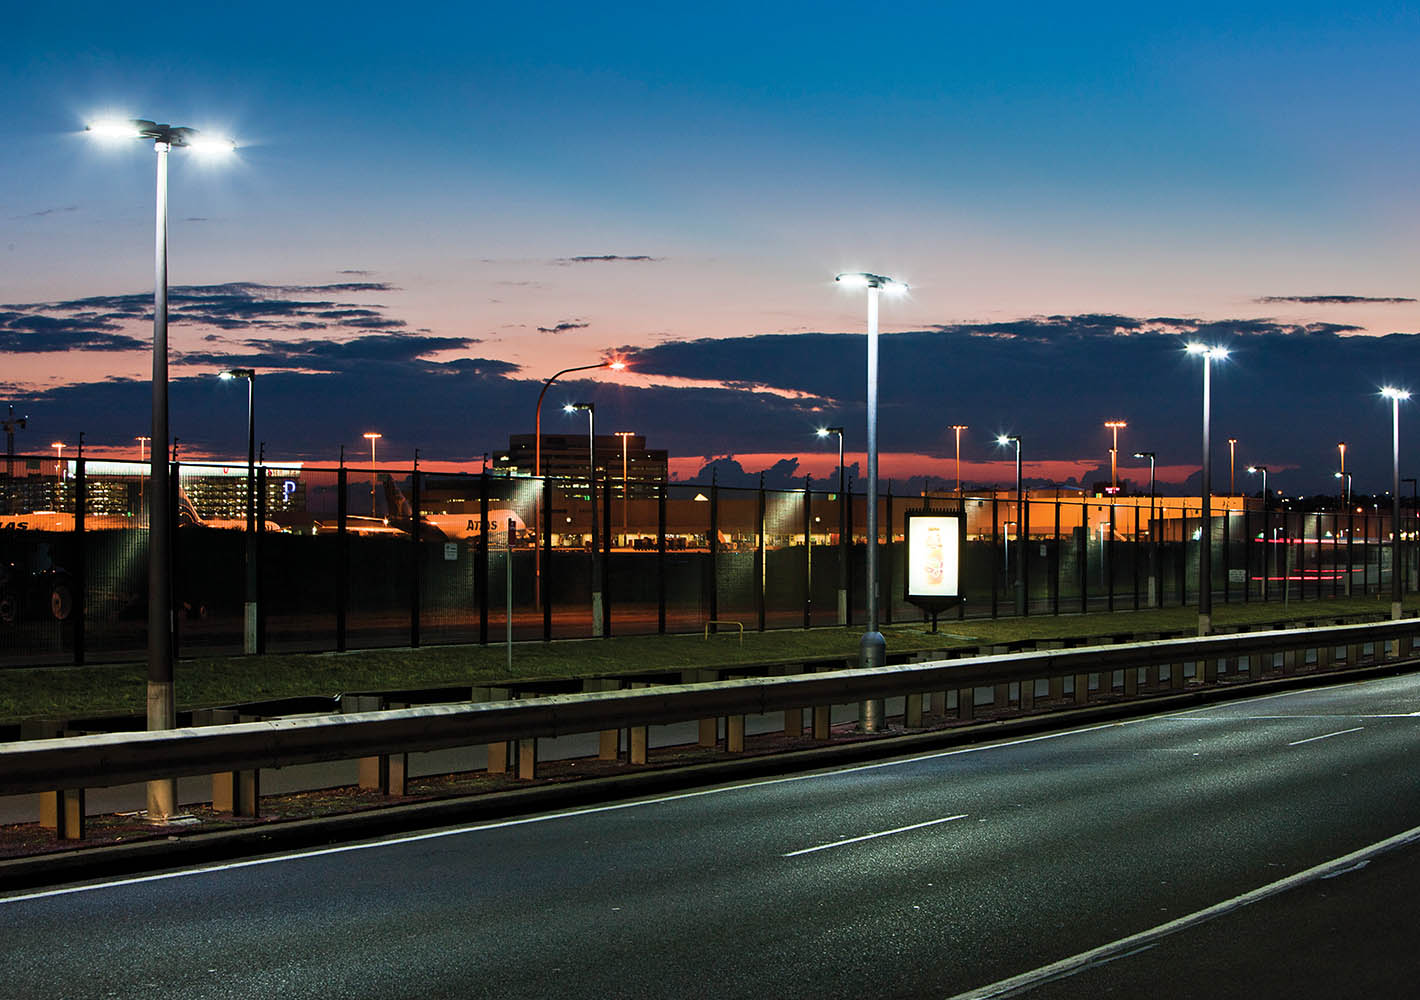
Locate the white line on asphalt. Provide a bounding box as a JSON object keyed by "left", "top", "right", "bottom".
{"left": 1288, "top": 727, "right": 1364, "bottom": 746}
{"left": 783, "top": 814, "right": 968, "bottom": 857}
{"left": 943, "top": 822, "right": 1420, "bottom": 1000}
{"left": 0, "top": 721, "right": 1128, "bottom": 906}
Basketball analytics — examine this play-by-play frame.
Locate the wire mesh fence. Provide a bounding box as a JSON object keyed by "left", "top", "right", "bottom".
{"left": 2, "top": 454, "right": 1416, "bottom": 666}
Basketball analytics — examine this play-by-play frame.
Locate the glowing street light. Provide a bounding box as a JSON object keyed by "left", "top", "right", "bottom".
{"left": 835, "top": 271, "right": 907, "bottom": 714}
{"left": 1104, "top": 421, "right": 1126, "bottom": 489}
{"left": 1186, "top": 343, "right": 1229, "bottom": 635}
{"left": 1382, "top": 387, "right": 1410, "bottom": 618}
{"left": 1249, "top": 465, "right": 1271, "bottom": 601}
{"left": 363, "top": 432, "right": 382, "bottom": 516}
{"left": 950, "top": 424, "right": 969, "bottom": 493}
{"left": 1227, "top": 438, "right": 1237, "bottom": 496}
{"left": 535, "top": 360, "right": 625, "bottom": 480}
{"left": 817, "top": 426, "right": 848, "bottom": 625}
{"left": 87, "top": 116, "right": 235, "bottom": 821}
{"left": 52, "top": 442, "right": 65, "bottom": 481}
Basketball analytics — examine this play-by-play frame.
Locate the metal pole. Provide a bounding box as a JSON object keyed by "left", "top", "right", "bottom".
{"left": 146, "top": 140, "right": 176, "bottom": 821}
{"left": 243, "top": 374, "right": 257, "bottom": 654}
{"left": 1199, "top": 357, "right": 1213, "bottom": 635}
{"left": 837, "top": 430, "right": 847, "bottom": 626}
{"left": 1014, "top": 438, "right": 1024, "bottom": 616}
{"left": 1393, "top": 396, "right": 1404, "bottom": 618}
{"left": 860, "top": 284, "right": 885, "bottom": 730}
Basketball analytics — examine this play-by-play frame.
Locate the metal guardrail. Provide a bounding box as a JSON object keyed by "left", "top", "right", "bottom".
{"left": 4, "top": 617, "right": 1420, "bottom": 799}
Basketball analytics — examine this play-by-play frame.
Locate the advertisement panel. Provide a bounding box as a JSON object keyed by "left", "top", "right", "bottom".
{"left": 904, "top": 510, "right": 965, "bottom": 620}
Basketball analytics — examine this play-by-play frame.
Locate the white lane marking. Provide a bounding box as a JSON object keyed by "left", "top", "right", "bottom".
{"left": 784, "top": 814, "right": 968, "bottom": 857}
{"left": 945, "top": 822, "right": 1420, "bottom": 1000}
{"left": 9, "top": 667, "right": 1420, "bottom": 905}
{"left": 1289, "top": 727, "right": 1364, "bottom": 747}
{"left": 0, "top": 720, "right": 1130, "bottom": 906}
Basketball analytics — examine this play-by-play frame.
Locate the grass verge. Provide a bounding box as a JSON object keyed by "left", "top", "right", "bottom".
{"left": 0, "top": 596, "right": 1409, "bottom": 725}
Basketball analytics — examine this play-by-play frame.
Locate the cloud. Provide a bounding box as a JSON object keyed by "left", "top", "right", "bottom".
{"left": 10, "top": 205, "right": 78, "bottom": 220}
{"left": 0, "top": 281, "right": 405, "bottom": 353}
{"left": 552, "top": 255, "right": 662, "bottom": 265}
{"left": 536, "top": 320, "right": 590, "bottom": 335}
{"left": 1256, "top": 295, "right": 1416, "bottom": 305}
{"left": 339, "top": 269, "right": 373, "bottom": 276}
{"left": 178, "top": 332, "right": 486, "bottom": 373}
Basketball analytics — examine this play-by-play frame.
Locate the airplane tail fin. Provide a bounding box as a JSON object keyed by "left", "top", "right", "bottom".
{"left": 383, "top": 476, "right": 415, "bottom": 519}
{"left": 176, "top": 484, "right": 204, "bottom": 526}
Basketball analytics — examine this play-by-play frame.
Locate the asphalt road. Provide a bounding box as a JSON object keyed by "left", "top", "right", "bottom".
{"left": 6, "top": 671, "right": 1420, "bottom": 999}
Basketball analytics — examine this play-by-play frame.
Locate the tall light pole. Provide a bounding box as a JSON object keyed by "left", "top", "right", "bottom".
{"left": 363, "top": 432, "right": 382, "bottom": 516}
{"left": 1104, "top": 421, "right": 1127, "bottom": 489}
{"left": 997, "top": 434, "right": 1024, "bottom": 615}
{"left": 534, "top": 360, "right": 625, "bottom": 481}
{"left": 1383, "top": 387, "right": 1410, "bottom": 619}
{"left": 88, "top": 117, "right": 235, "bottom": 822}
{"left": 835, "top": 271, "right": 907, "bottom": 730}
{"left": 1187, "top": 343, "right": 1229, "bottom": 636}
{"left": 951, "top": 424, "right": 968, "bottom": 493}
{"left": 613, "top": 431, "right": 635, "bottom": 544}
{"left": 566, "top": 402, "right": 602, "bottom": 636}
{"left": 817, "top": 426, "right": 847, "bottom": 625}
{"left": 1249, "top": 465, "right": 1270, "bottom": 601}
{"left": 220, "top": 368, "right": 257, "bottom": 653}
{"left": 1334, "top": 471, "right": 1352, "bottom": 508}
{"left": 1227, "top": 438, "right": 1237, "bottom": 496}
{"left": 1134, "top": 451, "right": 1158, "bottom": 606}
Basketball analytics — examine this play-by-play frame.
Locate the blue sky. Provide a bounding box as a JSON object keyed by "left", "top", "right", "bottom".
{"left": 4, "top": 2, "right": 1420, "bottom": 494}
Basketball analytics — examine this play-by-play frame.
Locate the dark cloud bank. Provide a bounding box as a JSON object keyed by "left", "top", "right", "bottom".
{"left": 5, "top": 293, "right": 1420, "bottom": 495}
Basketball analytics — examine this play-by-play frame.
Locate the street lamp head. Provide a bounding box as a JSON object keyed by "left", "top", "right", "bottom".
{"left": 1133, "top": 451, "right": 1154, "bottom": 459}
{"left": 835, "top": 272, "right": 907, "bottom": 294}
{"left": 1248, "top": 465, "right": 1266, "bottom": 474}
{"left": 362, "top": 432, "right": 381, "bottom": 441}
{"left": 567, "top": 401, "right": 593, "bottom": 413}
{"left": 219, "top": 367, "right": 254, "bottom": 381}
{"left": 996, "top": 434, "right": 1019, "bottom": 447}
{"left": 1105, "top": 420, "right": 1127, "bottom": 429}
{"left": 1185, "top": 342, "right": 1229, "bottom": 361}
{"left": 607, "top": 360, "right": 626, "bottom": 371}
{"left": 1382, "top": 386, "right": 1411, "bottom": 401}
{"left": 87, "top": 118, "right": 235, "bottom": 151}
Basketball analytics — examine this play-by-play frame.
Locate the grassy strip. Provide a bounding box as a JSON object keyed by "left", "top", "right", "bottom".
{"left": 0, "top": 596, "right": 1408, "bottom": 725}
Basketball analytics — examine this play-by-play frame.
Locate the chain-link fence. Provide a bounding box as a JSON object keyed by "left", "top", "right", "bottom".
{"left": 2, "top": 456, "right": 1415, "bottom": 666}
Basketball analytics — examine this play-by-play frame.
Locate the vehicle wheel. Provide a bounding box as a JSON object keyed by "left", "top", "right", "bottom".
{"left": 0, "top": 592, "right": 18, "bottom": 625}
{"left": 50, "top": 583, "right": 74, "bottom": 621}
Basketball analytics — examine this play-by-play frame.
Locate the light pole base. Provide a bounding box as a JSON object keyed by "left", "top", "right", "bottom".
{"left": 243, "top": 602, "right": 258, "bottom": 655}
{"left": 1393, "top": 600, "right": 1404, "bottom": 621}
{"left": 858, "top": 631, "right": 886, "bottom": 733}
{"left": 1197, "top": 612, "right": 1212, "bottom": 637}
{"left": 837, "top": 588, "right": 848, "bottom": 627}
{"left": 591, "top": 591, "right": 604, "bottom": 638}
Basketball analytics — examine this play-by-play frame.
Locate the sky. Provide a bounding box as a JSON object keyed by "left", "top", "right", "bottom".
{"left": 4, "top": 2, "right": 1420, "bottom": 496}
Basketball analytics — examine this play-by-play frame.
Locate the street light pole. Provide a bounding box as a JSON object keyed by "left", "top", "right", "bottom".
{"left": 997, "top": 435, "right": 1023, "bottom": 615}
{"left": 817, "top": 426, "right": 847, "bottom": 625}
{"left": 1383, "top": 387, "right": 1410, "bottom": 618}
{"left": 836, "top": 271, "right": 906, "bottom": 732}
{"left": 951, "top": 424, "right": 968, "bottom": 493}
{"left": 363, "top": 432, "right": 382, "bottom": 516}
{"left": 88, "top": 117, "right": 234, "bottom": 823}
{"left": 1187, "top": 343, "right": 1229, "bottom": 635}
{"left": 1104, "top": 421, "right": 1126, "bottom": 489}
{"left": 567, "top": 402, "right": 601, "bottom": 636}
{"left": 614, "top": 431, "right": 634, "bottom": 544}
{"left": 220, "top": 368, "right": 257, "bottom": 652}
{"left": 1227, "top": 438, "right": 1237, "bottom": 496}
{"left": 1134, "top": 451, "right": 1157, "bottom": 606}
{"left": 1249, "top": 465, "right": 1269, "bottom": 601}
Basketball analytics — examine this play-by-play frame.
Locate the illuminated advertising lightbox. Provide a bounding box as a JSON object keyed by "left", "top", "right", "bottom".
{"left": 904, "top": 511, "right": 964, "bottom": 610}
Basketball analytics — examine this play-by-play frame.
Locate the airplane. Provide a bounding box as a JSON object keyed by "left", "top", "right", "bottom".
{"left": 385, "top": 480, "right": 527, "bottom": 544}
{"left": 0, "top": 510, "right": 138, "bottom": 532}
{"left": 177, "top": 487, "right": 286, "bottom": 532}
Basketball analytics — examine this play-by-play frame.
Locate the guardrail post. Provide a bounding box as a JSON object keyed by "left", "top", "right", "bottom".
{"left": 38, "top": 788, "right": 85, "bottom": 841}
{"left": 1124, "top": 668, "right": 1138, "bottom": 697}
{"left": 726, "top": 713, "right": 745, "bottom": 753}
{"left": 197, "top": 708, "right": 262, "bottom": 816}
{"left": 813, "top": 704, "right": 831, "bottom": 740}
{"left": 1019, "top": 680, "right": 1035, "bottom": 711}
{"left": 958, "top": 687, "right": 975, "bottom": 720}
{"left": 472, "top": 686, "right": 513, "bottom": 773}
{"left": 517, "top": 738, "right": 538, "bottom": 780}
{"left": 905, "top": 693, "right": 923, "bottom": 728}
{"left": 1073, "top": 673, "right": 1089, "bottom": 704}
{"left": 1317, "top": 645, "right": 1333, "bottom": 671}
{"left": 586, "top": 678, "right": 624, "bottom": 758}
{"left": 628, "top": 681, "right": 650, "bottom": 763}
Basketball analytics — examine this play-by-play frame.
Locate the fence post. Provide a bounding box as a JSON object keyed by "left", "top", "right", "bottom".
{"left": 170, "top": 457, "right": 181, "bottom": 659}
{"left": 601, "top": 472, "right": 612, "bottom": 637}
{"left": 884, "top": 483, "right": 894, "bottom": 624}
{"left": 756, "top": 474, "right": 767, "bottom": 632}
{"left": 846, "top": 475, "right": 855, "bottom": 627}
{"left": 1052, "top": 500, "right": 1061, "bottom": 616}
{"left": 1132, "top": 504, "right": 1140, "bottom": 612}
{"left": 803, "top": 476, "right": 812, "bottom": 628}
{"left": 256, "top": 466, "right": 267, "bottom": 653}
{"left": 709, "top": 475, "right": 719, "bottom": 629}
{"left": 991, "top": 495, "right": 1000, "bottom": 618}
{"left": 1107, "top": 503, "right": 1116, "bottom": 612}
{"left": 542, "top": 476, "right": 553, "bottom": 642}
{"left": 657, "top": 481, "right": 667, "bottom": 634}
{"left": 73, "top": 455, "right": 86, "bottom": 666}
{"left": 336, "top": 464, "right": 348, "bottom": 652}
{"left": 410, "top": 462, "right": 421, "bottom": 648}
{"left": 478, "top": 470, "right": 489, "bottom": 645}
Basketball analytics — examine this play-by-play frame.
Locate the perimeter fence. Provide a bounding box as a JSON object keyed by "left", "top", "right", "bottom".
{"left": 2, "top": 455, "right": 1416, "bottom": 666}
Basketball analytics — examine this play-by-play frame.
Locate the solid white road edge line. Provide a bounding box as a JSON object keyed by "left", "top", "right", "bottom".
{"left": 1289, "top": 726, "right": 1365, "bottom": 746}
{"left": 942, "top": 822, "right": 1420, "bottom": 1000}
{"left": 783, "top": 814, "right": 968, "bottom": 857}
